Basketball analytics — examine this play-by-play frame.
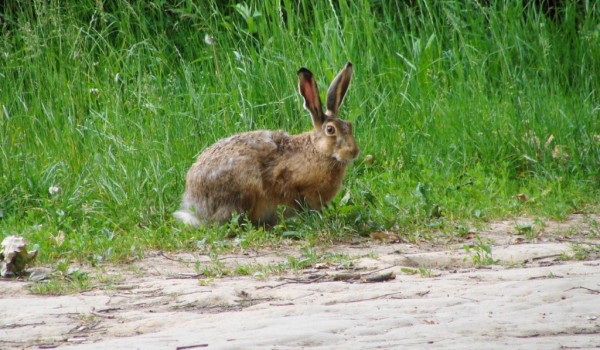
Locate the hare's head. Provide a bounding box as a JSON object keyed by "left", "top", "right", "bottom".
{"left": 298, "top": 62, "right": 359, "bottom": 163}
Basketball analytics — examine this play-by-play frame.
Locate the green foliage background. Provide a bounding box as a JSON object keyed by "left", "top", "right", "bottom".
{"left": 0, "top": 1, "right": 598, "bottom": 262}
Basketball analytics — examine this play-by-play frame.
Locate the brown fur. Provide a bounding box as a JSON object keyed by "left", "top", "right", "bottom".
{"left": 174, "top": 63, "right": 358, "bottom": 226}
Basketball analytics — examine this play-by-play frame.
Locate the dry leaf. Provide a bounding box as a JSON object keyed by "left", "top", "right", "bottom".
{"left": 370, "top": 231, "right": 401, "bottom": 242}
{"left": 333, "top": 273, "right": 359, "bottom": 281}
{"left": 544, "top": 134, "right": 554, "bottom": 148}
{"left": 50, "top": 231, "right": 65, "bottom": 246}
{"left": 236, "top": 290, "right": 250, "bottom": 298}
{"left": 552, "top": 145, "right": 569, "bottom": 160}
{"left": 314, "top": 263, "right": 330, "bottom": 270}
{"left": 516, "top": 193, "right": 528, "bottom": 202}
{"left": 1, "top": 235, "right": 38, "bottom": 277}
{"left": 364, "top": 271, "right": 396, "bottom": 283}
{"left": 512, "top": 237, "right": 526, "bottom": 244}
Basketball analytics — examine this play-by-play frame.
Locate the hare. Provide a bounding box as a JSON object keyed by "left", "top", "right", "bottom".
{"left": 174, "top": 62, "right": 358, "bottom": 226}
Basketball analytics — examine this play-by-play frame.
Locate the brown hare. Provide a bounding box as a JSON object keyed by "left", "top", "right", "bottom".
{"left": 174, "top": 62, "right": 358, "bottom": 226}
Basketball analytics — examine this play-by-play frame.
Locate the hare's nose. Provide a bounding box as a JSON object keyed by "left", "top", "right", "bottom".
{"left": 352, "top": 144, "right": 360, "bottom": 159}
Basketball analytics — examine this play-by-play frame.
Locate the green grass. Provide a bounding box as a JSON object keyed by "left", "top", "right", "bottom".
{"left": 1, "top": 1, "right": 599, "bottom": 265}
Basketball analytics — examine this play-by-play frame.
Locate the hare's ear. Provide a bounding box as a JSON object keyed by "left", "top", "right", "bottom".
{"left": 298, "top": 67, "right": 325, "bottom": 129}
{"left": 326, "top": 62, "right": 353, "bottom": 117}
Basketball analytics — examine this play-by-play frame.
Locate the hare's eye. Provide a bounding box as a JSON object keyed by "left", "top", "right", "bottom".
{"left": 326, "top": 125, "right": 336, "bottom": 135}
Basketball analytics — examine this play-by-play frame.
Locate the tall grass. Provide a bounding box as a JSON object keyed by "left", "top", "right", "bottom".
{"left": 1, "top": 1, "right": 598, "bottom": 263}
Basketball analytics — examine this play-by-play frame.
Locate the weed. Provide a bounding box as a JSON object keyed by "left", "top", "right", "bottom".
{"left": 93, "top": 271, "right": 125, "bottom": 290}
{"left": 28, "top": 263, "right": 91, "bottom": 295}
{"left": 194, "top": 251, "right": 230, "bottom": 278}
{"left": 569, "top": 244, "right": 600, "bottom": 261}
{"left": 231, "top": 250, "right": 355, "bottom": 278}
{"left": 515, "top": 222, "right": 534, "bottom": 237}
{"left": 401, "top": 267, "right": 418, "bottom": 275}
{"left": 586, "top": 217, "right": 600, "bottom": 238}
{"left": 418, "top": 267, "right": 435, "bottom": 278}
{"left": 463, "top": 235, "right": 500, "bottom": 267}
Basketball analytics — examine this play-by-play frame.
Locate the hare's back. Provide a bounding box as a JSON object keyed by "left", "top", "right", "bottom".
{"left": 197, "top": 130, "right": 288, "bottom": 163}
{"left": 187, "top": 130, "right": 289, "bottom": 185}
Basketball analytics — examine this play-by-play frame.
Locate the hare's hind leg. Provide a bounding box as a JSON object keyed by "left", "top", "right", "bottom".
{"left": 249, "top": 199, "right": 278, "bottom": 227}
{"left": 206, "top": 187, "right": 268, "bottom": 225}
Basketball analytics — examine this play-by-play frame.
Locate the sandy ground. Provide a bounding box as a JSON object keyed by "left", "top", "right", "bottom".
{"left": 1, "top": 214, "right": 599, "bottom": 349}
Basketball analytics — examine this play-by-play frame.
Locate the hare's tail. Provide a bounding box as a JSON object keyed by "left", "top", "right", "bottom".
{"left": 173, "top": 198, "right": 201, "bottom": 227}
{"left": 173, "top": 209, "right": 200, "bottom": 227}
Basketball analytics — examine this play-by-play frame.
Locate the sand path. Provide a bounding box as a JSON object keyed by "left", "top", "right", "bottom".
{"left": 1, "top": 214, "right": 599, "bottom": 349}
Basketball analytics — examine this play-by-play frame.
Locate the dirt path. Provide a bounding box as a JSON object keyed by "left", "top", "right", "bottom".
{"left": 1, "top": 214, "right": 599, "bottom": 349}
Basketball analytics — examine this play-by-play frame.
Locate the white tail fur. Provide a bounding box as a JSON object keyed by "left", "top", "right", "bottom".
{"left": 173, "top": 208, "right": 200, "bottom": 227}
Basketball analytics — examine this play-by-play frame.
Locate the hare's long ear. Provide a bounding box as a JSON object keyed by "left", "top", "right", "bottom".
{"left": 326, "top": 62, "right": 353, "bottom": 117}
{"left": 298, "top": 67, "right": 325, "bottom": 129}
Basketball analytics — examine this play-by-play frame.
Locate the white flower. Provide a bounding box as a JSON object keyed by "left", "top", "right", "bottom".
{"left": 233, "top": 51, "right": 243, "bottom": 62}
{"left": 49, "top": 186, "right": 61, "bottom": 195}
{"left": 204, "top": 33, "right": 214, "bottom": 45}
